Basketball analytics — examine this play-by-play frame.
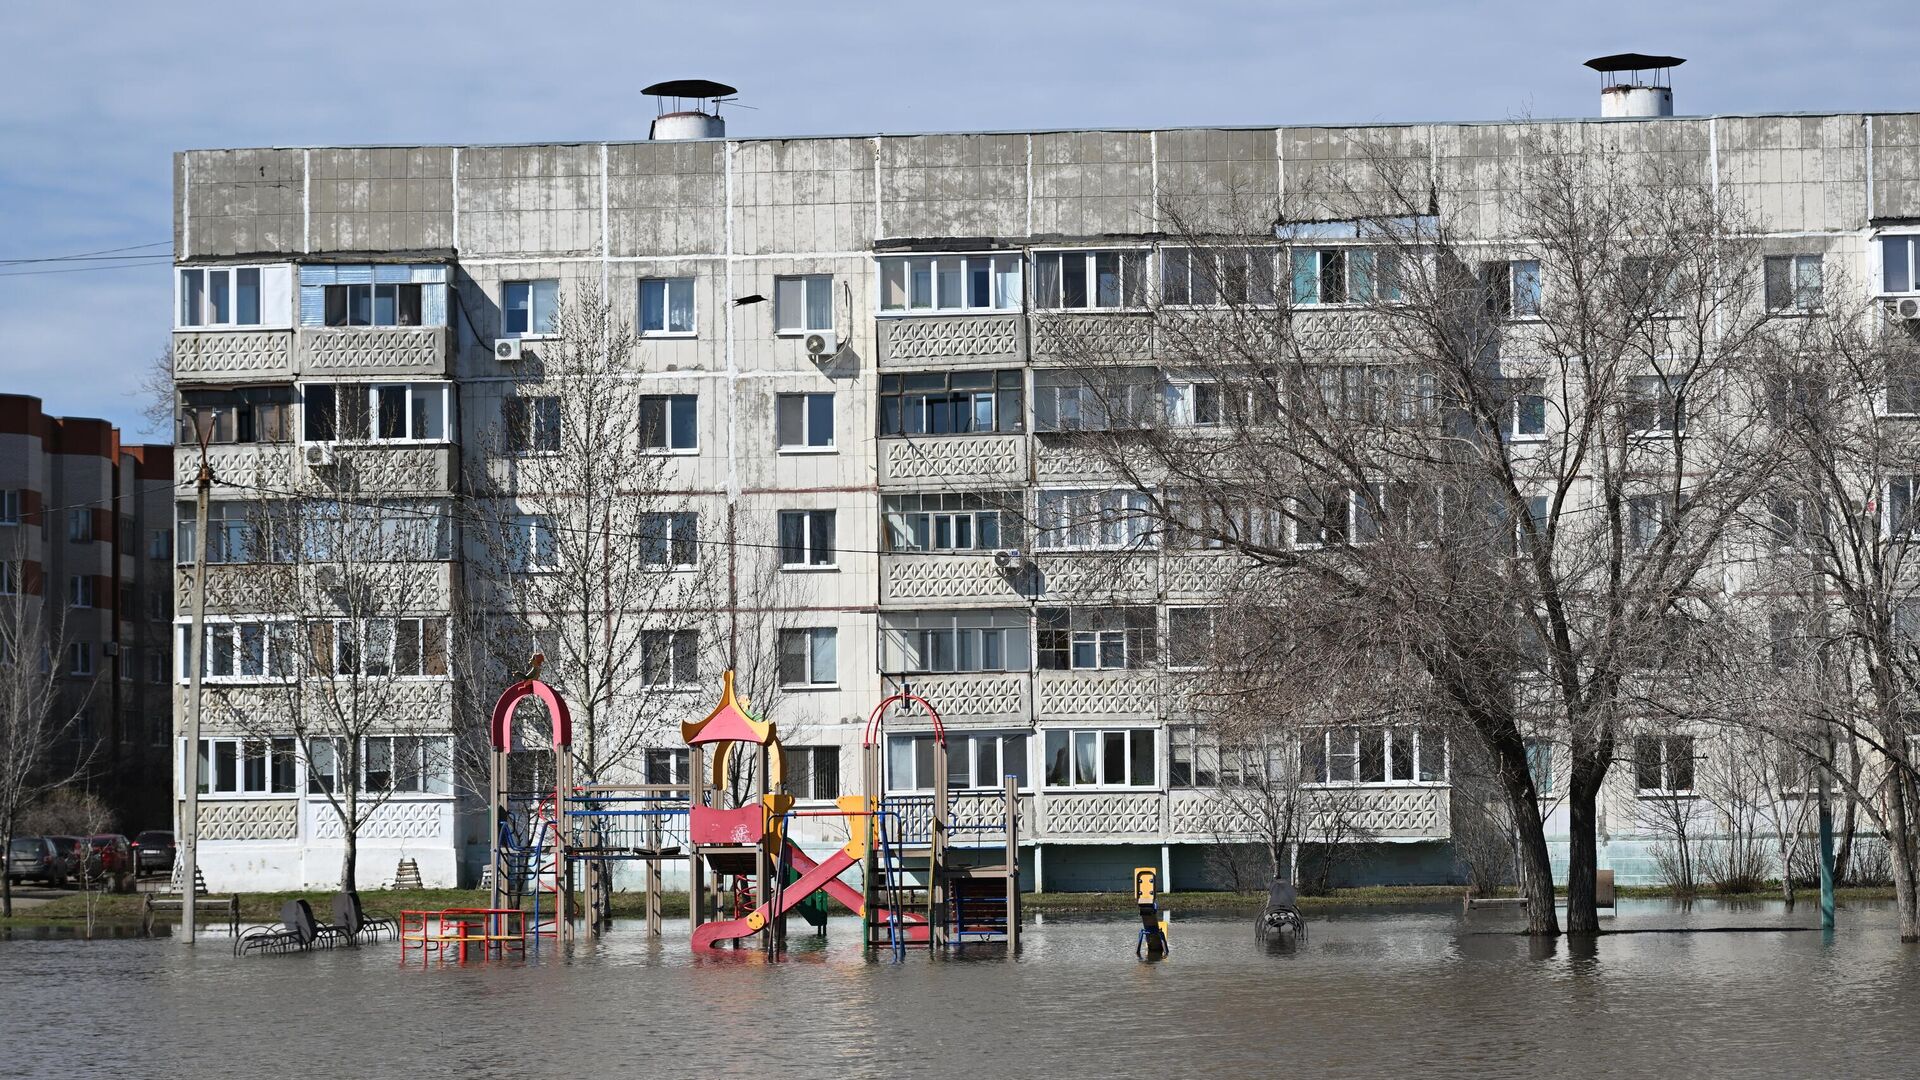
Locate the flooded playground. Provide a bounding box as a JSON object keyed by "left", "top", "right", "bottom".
{"left": 5, "top": 899, "right": 1919, "bottom": 1079}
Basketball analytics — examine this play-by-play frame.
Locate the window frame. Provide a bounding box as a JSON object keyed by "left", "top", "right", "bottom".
{"left": 637, "top": 276, "right": 697, "bottom": 337}
{"left": 877, "top": 254, "right": 1024, "bottom": 315}
{"left": 1764, "top": 253, "right": 1824, "bottom": 313}
{"left": 775, "top": 392, "right": 836, "bottom": 453}
{"left": 637, "top": 510, "right": 699, "bottom": 570}
{"left": 879, "top": 369, "right": 1026, "bottom": 436}
{"left": 1624, "top": 374, "right": 1686, "bottom": 437}
{"left": 502, "top": 279, "right": 560, "bottom": 338}
{"left": 882, "top": 492, "right": 1015, "bottom": 554}
{"left": 185, "top": 736, "right": 301, "bottom": 798}
{"left": 177, "top": 266, "right": 270, "bottom": 329}
{"left": 777, "top": 627, "right": 839, "bottom": 688}
{"left": 1031, "top": 249, "right": 1150, "bottom": 311}
{"left": 1040, "top": 727, "right": 1159, "bottom": 790}
{"left": 639, "top": 394, "right": 699, "bottom": 454}
{"left": 774, "top": 274, "right": 834, "bottom": 334}
{"left": 947, "top": 732, "right": 1033, "bottom": 792}
{"left": 299, "top": 382, "right": 452, "bottom": 445}
{"left": 1036, "top": 607, "right": 1156, "bottom": 671}
{"left": 502, "top": 394, "right": 562, "bottom": 455}
{"left": 1633, "top": 734, "right": 1697, "bottom": 796}
{"left": 777, "top": 509, "right": 837, "bottom": 570}
{"left": 1876, "top": 233, "right": 1920, "bottom": 296}
{"left": 0, "top": 490, "right": 19, "bottom": 525}
{"left": 1288, "top": 245, "right": 1403, "bottom": 306}
{"left": 881, "top": 610, "right": 1031, "bottom": 674}
{"left": 640, "top": 627, "right": 701, "bottom": 689}
{"left": 67, "top": 575, "right": 95, "bottom": 609}
{"left": 68, "top": 641, "right": 94, "bottom": 676}
{"left": 514, "top": 514, "right": 560, "bottom": 572}
{"left": 1303, "top": 726, "right": 1448, "bottom": 787}
{"left": 1033, "top": 488, "right": 1154, "bottom": 551}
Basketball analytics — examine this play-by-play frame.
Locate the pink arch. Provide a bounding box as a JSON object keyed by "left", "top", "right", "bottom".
{"left": 490, "top": 679, "right": 573, "bottom": 752}
{"left": 863, "top": 691, "right": 946, "bottom": 749}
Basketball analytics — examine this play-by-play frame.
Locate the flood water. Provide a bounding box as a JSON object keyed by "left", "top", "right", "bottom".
{"left": 3, "top": 899, "right": 1917, "bottom": 1079}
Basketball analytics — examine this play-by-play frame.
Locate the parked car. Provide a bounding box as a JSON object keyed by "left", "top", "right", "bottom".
{"left": 47, "top": 836, "right": 84, "bottom": 882}
{"left": 84, "top": 834, "right": 133, "bottom": 890}
{"left": 7, "top": 837, "right": 64, "bottom": 885}
{"left": 132, "top": 830, "right": 176, "bottom": 876}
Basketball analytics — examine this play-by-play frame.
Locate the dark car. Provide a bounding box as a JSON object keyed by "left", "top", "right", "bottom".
{"left": 132, "top": 830, "right": 176, "bottom": 876}
{"left": 7, "top": 837, "right": 64, "bottom": 885}
{"left": 47, "top": 836, "right": 84, "bottom": 881}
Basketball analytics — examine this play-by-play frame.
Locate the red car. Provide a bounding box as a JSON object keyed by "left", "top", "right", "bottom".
{"left": 83, "top": 834, "right": 133, "bottom": 887}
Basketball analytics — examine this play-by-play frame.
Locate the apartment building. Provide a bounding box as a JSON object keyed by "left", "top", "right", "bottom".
{"left": 0, "top": 395, "right": 174, "bottom": 830}
{"left": 170, "top": 68, "right": 1920, "bottom": 890}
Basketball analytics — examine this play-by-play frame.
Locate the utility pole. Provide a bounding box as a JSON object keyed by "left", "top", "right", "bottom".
{"left": 181, "top": 436, "right": 212, "bottom": 945}
{"left": 1818, "top": 769, "right": 1836, "bottom": 932}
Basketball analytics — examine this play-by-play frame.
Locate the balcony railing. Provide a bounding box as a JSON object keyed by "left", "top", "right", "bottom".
{"left": 172, "top": 330, "right": 294, "bottom": 382}
{"left": 880, "top": 553, "right": 1024, "bottom": 605}
{"left": 296, "top": 326, "right": 449, "bottom": 378}
{"left": 878, "top": 434, "right": 1027, "bottom": 489}
{"left": 877, "top": 314, "right": 1023, "bottom": 368}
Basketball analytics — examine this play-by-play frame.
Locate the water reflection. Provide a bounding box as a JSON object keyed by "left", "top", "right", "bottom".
{"left": 0, "top": 899, "right": 1913, "bottom": 1079}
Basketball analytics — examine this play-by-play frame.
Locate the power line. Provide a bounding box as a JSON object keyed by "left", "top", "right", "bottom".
{"left": 0, "top": 257, "right": 173, "bottom": 279}
{"left": 0, "top": 241, "right": 172, "bottom": 266}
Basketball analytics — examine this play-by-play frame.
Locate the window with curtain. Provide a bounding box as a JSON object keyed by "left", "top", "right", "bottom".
{"left": 639, "top": 277, "right": 697, "bottom": 334}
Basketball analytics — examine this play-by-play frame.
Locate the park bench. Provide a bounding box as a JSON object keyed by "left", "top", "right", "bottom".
{"left": 1463, "top": 869, "right": 1616, "bottom": 914}
{"left": 141, "top": 866, "right": 239, "bottom": 936}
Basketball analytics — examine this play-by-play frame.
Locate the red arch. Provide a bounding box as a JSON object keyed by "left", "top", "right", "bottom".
{"left": 863, "top": 691, "right": 946, "bottom": 749}
{"left": 490, "top": 678, "right": 573, "bottom": 752}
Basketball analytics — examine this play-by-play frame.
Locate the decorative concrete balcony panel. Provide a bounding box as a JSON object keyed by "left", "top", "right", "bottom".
{"left": 878, "top": 434, "right": 1027, "bottom": 490}
{"left": 1035, "top": 791, "right": 1164, "bottom": 839}
{"left": 1306, "top": 785, "right": 1451, "bottom": 840}
{"left": 1035, "top": 671, "right": 1160, "bottom": 718}
{"left": 296, "top": 326, "right": 449, "bottom": 378}
{"left": 1167, "top": 790, "right": 1252, "bottom": 841}
{"left": 895, "top": 673, "right": 1029, "bottom": 724}
{"left": 178, "top": 561, "right": 454, "bottom": 616}
{"left": 1289, "top": 309, "right": 1393, "bottom": 358}
{"left": 1029, "top": 313, "right": 1154, "bottom": 362}
{"left": 308, "top": 797, "right": 453, "bottom": 842}
{"left": 197, "top": 800, "right": 298, "bottom": 841}
{"left": 177, "top": 444, "right": 296, "bottom": 495}
{"left": 1035, "top": 553, "right": 1157, "bottom": 603}
{"left": 172, "top": 330, "right": 294, "bottom": 382}
{"left": 1164, "top": 554, "right": 1257, "bottom": 601}
{"left": 301, "top": 445, "right": 453, "bottom": 494}
{"left": 182, "top": 680, "right": 453, "bottom": 730}
{"left": 1031, "top": 436, "right": 1163, "bottom": 484}
{"left": 881, "top": 553, "right": 1023, "bottom": 605}
{"left": 877, "top": 315, "right": 1023, "bottom": 368}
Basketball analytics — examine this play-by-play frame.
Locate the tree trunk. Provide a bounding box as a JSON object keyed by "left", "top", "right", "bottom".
{"left": 342, "top": 830, "right": 359, "bottom": 899}
{"left": 1883, "top": 778, "right": 1919, "bottom": 942}
{"left": 1833, "top": 793, "right": 1857, "bottom": 883}
{"left": 1, "top": 826, "right": 12, "bottom": 919}
{"left": 1484, "top": 725, "right": 1559, "bottom": 935}
{"left": 1566, "top": 755, "right": 1604, "bottom": 934}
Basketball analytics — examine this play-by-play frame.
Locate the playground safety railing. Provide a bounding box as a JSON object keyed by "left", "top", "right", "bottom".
{"left": 399, "top": 908, "right": 526, "bottom": 964}
{"left": 561, "top": 794, "right": 691, "bottom": 854}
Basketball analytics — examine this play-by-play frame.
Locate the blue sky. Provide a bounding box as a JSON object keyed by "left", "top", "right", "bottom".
{"left": 1, "top": 0, "right": 1902, "bottom": 439}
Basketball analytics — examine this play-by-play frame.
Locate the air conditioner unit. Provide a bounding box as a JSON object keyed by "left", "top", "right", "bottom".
{"left": 313, "top": 565, "right": 343, "bottom": 589}
{"left": 804, "top": 330, "right": 839, "bottom": 362}
{"left": 992, "top": 549, "right": 1025, "bottom": 572}
{"left": 1893, "top": 297, "right": 1920, "bottom": 321}
{"left": 494, "top": 338, "right": 524, "bottom": 362}
{"left": 304, "top": 443, "right": 335, "bottom": 468}
{"left": 103, "top": 642, "right": 120, "bottom": 657}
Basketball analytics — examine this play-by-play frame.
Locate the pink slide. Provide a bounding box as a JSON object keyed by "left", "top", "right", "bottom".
{"left": 690, "top": 841, "right": 926, "bottom": 950}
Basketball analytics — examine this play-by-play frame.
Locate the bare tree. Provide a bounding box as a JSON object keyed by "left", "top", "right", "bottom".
{"left": 0, "top": 552, "right": 95, "bottom": 917}
{"left": 137, "top": 343, "right": 176, "bottom": 438}
{"left": 1038, "top": 134, "right": 1777, "bottom": 934}
{"left": 461, "top": 286, "right": 716, "bottom": 788}
{"left": 196, "top": 467, "right": 451, "bottom": 895}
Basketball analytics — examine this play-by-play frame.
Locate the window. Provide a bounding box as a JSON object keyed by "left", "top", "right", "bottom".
{"left": 178, "top": 267, "right": 267, "bottom": 327}
{"left": 503, "top": 279, "right": 559, "bottom": 337}
{"left": 298, "top": 265, "right": 445, "bottom": 328}
{"left": 775, "top": 274, "right": 833, "bottom": 333}
{"left": 1634, "top": 735, "right": 1695, "bottom": 794}
{"left": 148, "top": 530, "right": 170, "bottom": 560}
{"left": 1625, "top": 375, "right": 1685, "bottom": 435}
{"left": 778, "top": 510, "right": 836, "bottom": 568}
{"left": 778, "top": 627, "right": 838, "bottom": 686}
{"left": 883, "top": 492, "right": 1015, "bottom": 553}
{"left": 1498, "top": 379, "right": 1547, "bottom": 440}
{"left": 1290, "top": 247, "right": 1400, "bottom": 305}
{"left": 881, "top": 611, "right": 1030, "bottom": 674}
{"left": 1169, "top": 726, "right": 1286, "bottom": 788}
{"left": 640, "top": 394, "right": 698, "bottom": 452}
{"left": 1037, "top": 607, "right": 1155, "bottom": 670}
{"left": 1525, "top": 738, "right": 1554, "bottom": 795}
{"left": 641, "top": 628, "right": 700, "bottom": 687}
{"left": 947, "top": 733, "right": 1030, "bottom": 790}
{"left": 1889, "top": 476, "right": 1920, "bottom": 538}
{"left": 177, "top": 390, "right": 295, "bottom": 446}
{"left": 0, "top": 490, "right": 18, "bottom": 525}
{"left": 1042, "top": 728, "right": 1157, "bottom": 789}
{"left": 1623, "top": 257, "right": 1680, "bottom": 312}
{"left": 68, "top": 642, "right": 93, "bottom": 676}
{"left": 1293, "top": 487, "right": 1371, "bottom": 548}
{"left": 1482, "top": 260, "right": 1542, "bottom": 317}
{"left": 879, "top": 255, "right": 1023, "bottom": 313}
{"left": 514, "top": 514, "right": 558, "bottom": 571}
{"left": 776, "top": 393, "right": 835, "bottom": 450}
{"left": 68, "top": 576, "right": 95, "bottom": 609}
{"left": 177, "top": 502, "right": 284, "bottom": 565}
{"left": 637, "top": 511, "right": 698, "bottom": 568}
{"left": 68, "top": 509, "right": 93, "bottom": 542}
{"left": 1887, "top": 357, "right": 1920, "bottom": 416}
{"left": 1306, "top": 727, "right": 1446, "bottom": 785}
{"left": 886, "top": 734, "right": 939, "bottom": 792}
{"left": 302, "top": 383, "right": 449, "bottom": 442}
{"left": 785, "top": 746, "right": 843, "bottom": 800}
{"left": 1764, "top": 493, "right": 1822, "bottom": 550}
{"left": 1879, "top": 235, "right": 1920, "bottom": 294}
{"left": 1032, "top": 251, "right": 1147, "bottom": 310}
{"left": 1159, "top": 247, "right": 1278, "bottom": 306}
{"left": 191, "top": 737, "right": 298, "bottom": 796}
{"left": 1627, "top": 494, "right": 1668, "bottom": 551}
{"left": 643, "top": 748, "right": 690, "bottom": 786}
{"left": 0, "top": 563, "right": 17, "bottom": 595}
{"left": 1034, "top": 489, "right": 1153, "bottom": 550}
{"left": 638, "top": 277, "right": 696, "bottom": 335}
{"left": 502, "top": 395, "right": 561, "bottom": 454}
{"left": 323, "top": 282, "right": 422, "bottom": 327}
{"left": 391, "top": 618, "right": 449, "bottom": 677}
{"left": 1167, "top": 607, "right": 1218, "bottom": 669}
{"left": 362, "top": 735, "right": 453, "bottom": 794}
{"left": 879, "top": 370, "right": 1025, "bottom": 435}
{"left": 1293, "top": 365, "right": 1437, "bottom": 425}
{"left": 1765, "top": 254, "right": 1823, "bottom": 312}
